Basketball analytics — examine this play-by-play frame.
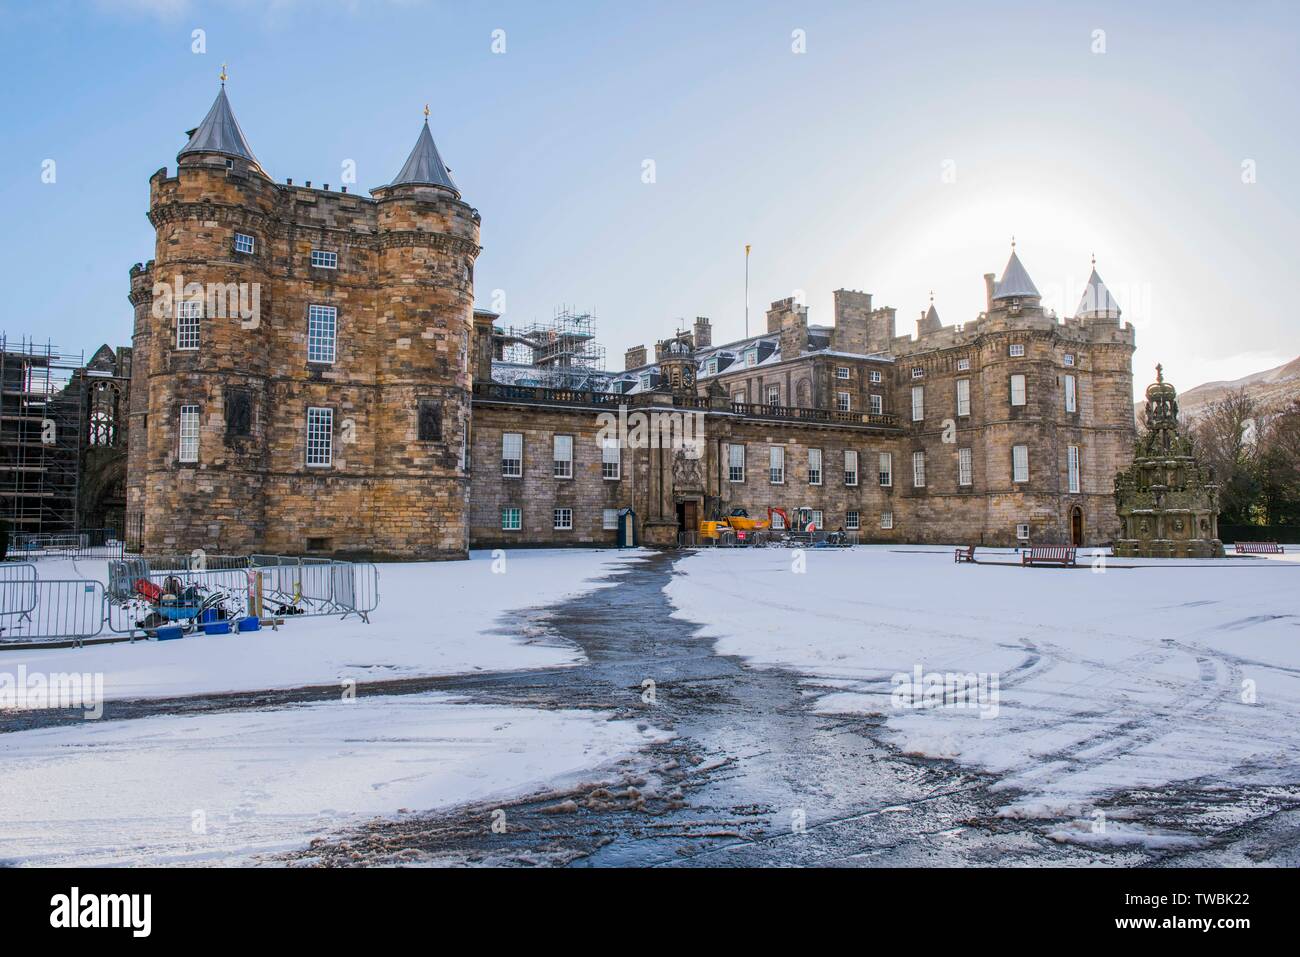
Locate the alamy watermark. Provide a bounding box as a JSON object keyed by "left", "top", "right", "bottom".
{"left": 891, "top": 663, "right": 1000, "bottom": 719}
{"left": 152, "top": 274, "right": 262, "bottom": 328}
{"left": 0, "top": 666, "right": 104, "bottom": 719}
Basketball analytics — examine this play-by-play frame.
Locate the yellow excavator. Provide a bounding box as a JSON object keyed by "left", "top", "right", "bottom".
{"left": 699, "top": 507, "right": 785, "bottom": 544}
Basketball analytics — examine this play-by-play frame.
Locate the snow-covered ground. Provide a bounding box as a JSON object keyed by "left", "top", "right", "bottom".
{"left": 2, "top": 549, "right": 647, "bottom": 700}
{"left": 666, "top": 546, "right": 1300, "bottom": 846}
{"left": 0, "top": 549, "right": 665, "bottom": 866}
{"left": 0, "top": 692, "right": 665, "bottom": 866}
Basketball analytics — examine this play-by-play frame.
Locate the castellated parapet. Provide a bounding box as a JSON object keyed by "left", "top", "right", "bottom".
{"left": 128, "top": 88, "right": 480, "bottom": 558}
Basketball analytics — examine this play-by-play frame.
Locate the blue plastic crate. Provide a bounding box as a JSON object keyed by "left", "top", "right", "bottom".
{"left": 201, "top": 620, "right": 231, "bottom": 636}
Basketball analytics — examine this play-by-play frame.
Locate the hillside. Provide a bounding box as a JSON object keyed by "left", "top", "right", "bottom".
{"left": 1135, "top": 356, "right": 1300, "bottom": 422}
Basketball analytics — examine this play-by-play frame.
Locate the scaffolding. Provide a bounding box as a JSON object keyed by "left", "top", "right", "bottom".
{"left": 0, "top": 335, "right": 85, "bottom": 535}
{"left": 495, "top": 308, "right": 607, "bottom": 388}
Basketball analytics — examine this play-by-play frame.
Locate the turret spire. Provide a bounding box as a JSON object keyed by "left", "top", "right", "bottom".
{"left": 387, "top": 110, "right": 460, "bottom": 196}
{"left": 1075, "top": 259, "right": 1122, "bottom": 319}
{"left": 992, "top": 244, "right": 1040, "bottom": 301}
{"left": 178, "top": 82, "right": 262, "bottom": 172}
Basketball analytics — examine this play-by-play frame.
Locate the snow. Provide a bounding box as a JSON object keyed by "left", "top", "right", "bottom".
{"left": 0, "top": 693, "right": 666, "bottom": 866}
{"left": 2, "top": 549, "right": 646, "bottom": 701}
{"left": 666, "top": 546, "right": 1300, "bottom": 843}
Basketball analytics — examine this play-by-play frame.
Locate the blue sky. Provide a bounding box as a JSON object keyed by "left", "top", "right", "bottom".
{"left": 2, "top": 0, "right": 1297, "bottom": 394}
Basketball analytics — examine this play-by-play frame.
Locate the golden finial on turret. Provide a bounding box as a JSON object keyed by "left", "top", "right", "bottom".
{"left": 1091, "top": 251, "right": 1096, "bottom": 268}
{"left": 219, "top": 63, "right": 228, "bottom": 84}
{"left": 424, "top": 103, "right": 430, "bottom": 120}
{"left": 1011, "top": 235, "right": 1016, "bottom": 250}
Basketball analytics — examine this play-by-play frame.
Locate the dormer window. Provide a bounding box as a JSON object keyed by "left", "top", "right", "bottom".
{"left": 706, "top": 358, "right": 718, "bottom": 375}
{"left": 639, "top": 373, "right": 652, "bottom": 389}
{"left": 745, "top": 348, "right": 758, "bottom": 367}
{"left": 311, "top": 249, "right": 338, "bottom": 270}
{"left": 234, "top": 232, "right": 255, "bottom": 255}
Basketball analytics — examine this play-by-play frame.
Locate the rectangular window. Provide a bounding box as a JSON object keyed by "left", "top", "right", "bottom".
{"left": 767, "top": 385, "right": 781, "bottom": 405}
{"left": 178, "top": 404, "right": 199, "bottom": 463}
{"left": 837, "top": 392, "right": 851, "bottom": 412}
{"left": 845, "top": 510, "right": 860, "bottom": 531}
{"left": 769, "top": 446, "right": 785, "bottom": 484}
{"left": 879, "top": 452, "right": 893, "bottom": 487}
{"left": 1016, "top": 523, "right": 1030, "bottom": 540}
{"left": 305, "top": 407, "right": 333, "bottom": 467}
{"left": 502, "top": 432, "right": 523, "bottom": 477}
{"left": 501, "top": 507, "right": 522, "bottom": 531}
{"left": 869, "top": 370, "right": 883, "bottom": 384}
{"left": 911, "top": 385, "right": 924, "bottom": 421}
{"left": 881, "top": 511, "right": 894, "bottom": 530}
{"left": 956, "top": 378, "right": 971, "bottom": 416}
{"left": 912, "top": 450, "right": 926, "bottom": 488}
{"left": 1065, "top": 374, "right": 1077, "bottom": 413}
{"left": 733, "top": 391, "right": 746, "bottom": 406}
{"left": 1009, "top": 343, "right": 1025, "bottom": 357}
{"left": 957, "top": 357, "right": 971, "bottom": 371}
{"left": 958, "top": 447, "right": 973, "bottom": 486}
{"left": 911, "top": 368, "right": 924, "bottom": 379}
{"left": 705, "top": 358, "right": 718, "bottom": 375}
{"left": 310, "top": 249, "right": 338, "bottom": 269}
{"left": 418, "top": 398, "right": 442, "bottom": 441}
{"left": 307, "top": 304, "right": 337, "bottom": 364}
{"left": 177, "top": 300, "right": 201, "bottom": 350}
{"left": 603, "top": 508, "right": 620, "bottom": 530}
{"left": 234, "top": 232, "right": 255, "bottom": 255}
{"left": 1063, "top": 353, "right": 1075, "bottom": 367}
{"left": 1013, "top": 444, "right": 1029, "bottom": 483}
{"left": 553, "top": 508, "right": 573, "bottom": 530}
{"left": 811, "top": 509, "right": 824, "bottom": 529}
{"left": 837, "top": 367, "right": 851, "bottom": 379}
{"left": 870, "top": 394, "right": 883, "bottom": 415}
{"left": 1068, "top": 445, "right": 1081, "bottom": 493}
{"left": 745, "top": 348, "right": 758, "bottom": 367}
{"left": 553, "top": 434, "right": 573, "bottom": 479}
{"left": 808, "top": 447, "right": 822, "bottom": 485}
{"left": 844, "top": 449, "right": 858, "bottom": 486}
{"left": 601, "top": 439, "right": 621, "bottom": 480}
{"left": 770, "top": 510, "right": 786, "bottom": 530}
{"left": 1010, "top": 373, "right": 1027, "bottom": 406}
{"left": 641, "top": 374, "right": 653, "bottom": 390}
{"left": 728, "top": 443, "right": 745, "bottom": 482}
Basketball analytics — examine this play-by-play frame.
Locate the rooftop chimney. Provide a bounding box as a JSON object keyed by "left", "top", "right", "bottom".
{"left": 693, "top": 317, "right": 712, "bottom": 349}
{"left": 625, "top": 345, "right": 648, "bottom": 371}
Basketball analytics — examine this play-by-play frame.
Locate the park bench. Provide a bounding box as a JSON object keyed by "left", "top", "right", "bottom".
{"left": 1021, "top": 546, "right": 1077, "bottom": 567}
{"left": 1234, "top": 541, "right": 1284, "bottom": 555}
{"left": 954, "top": 545, "right": 977, "bottom": 563}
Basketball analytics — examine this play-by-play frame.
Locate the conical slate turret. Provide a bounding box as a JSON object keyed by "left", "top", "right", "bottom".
{"left": 389, "top": 119, "right": 460, "bottom": 196}
{"left": 178, "top": 86, "right": 262, "bottom": 170}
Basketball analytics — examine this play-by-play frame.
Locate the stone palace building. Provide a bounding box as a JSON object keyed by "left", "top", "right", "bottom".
{"left": 125, "top": 84, "right": 1137, "bottom": 559}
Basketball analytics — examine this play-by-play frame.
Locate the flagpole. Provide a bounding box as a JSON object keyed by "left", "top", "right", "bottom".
{"left": 744, "top": 244, "right": 752, "bottom": 338}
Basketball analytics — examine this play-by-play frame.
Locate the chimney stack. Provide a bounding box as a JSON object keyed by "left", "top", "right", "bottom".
{"left": 693, "top": 317, "right": 712, "bottom": 349}
{"left": 625, "top": 345, "right": 648, "bottom": 371}
{"left": 983, "top": 273, "right": 997, "bottom": 311}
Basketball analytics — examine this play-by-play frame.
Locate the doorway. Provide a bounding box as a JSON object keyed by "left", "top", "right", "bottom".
{"left": 1070, "top": 506, "right": 1083, "bottom": 546}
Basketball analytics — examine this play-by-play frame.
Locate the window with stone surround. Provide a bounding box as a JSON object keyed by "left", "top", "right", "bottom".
{"left": 879, "top": 452, "right": 892, "bottom": 487}
{"left": 1010, "top": 373, "right": 1027, "bottom": 407}
{"left": 1068, "top": 445, "right": 1081, "bottom": 493}
{"left": 553, "top": 508, "right": 573, "bottom": 530}
{"left": 957, "top": 357, "right": 971, "bottom": 371}
{"left": 601, "top": 438, "right": 621, "bottom": 480}
{"left": 811, "top": 509, "right": 824, "bottom": 529}
{"left": 767, "top": 384, "right": 781, "bottom": 405}
{"left": 881, "top": 511, "right": 894, "bottom": 529}
{"left": 958, "top": 447, "right": 973, "bottom": 486}
{"left": 176, "top": 300, "right": 201, "bottom": 351}
{"left": 808, "top": 448, "right": 822, "bottom": 485}
{"left": 178, "top": 404, "right": 199, "bottom": 463}
{"left": 1013, "top": 444, "right": 1030, "bottom": 483}
{"left": 553, "top": 434, "right": 573, "bottom": 479}
{"left": 869, "top": 370, "right": 883, "bottom": 383}
{"left": 911, "top": 385, "right": 924, "bottom": 421}
{"left": 1016, "top": 523, "right": 1030, "bottom": 540}
{"left": 310, "top": 249, "right": 338, "bottom": 269}
{"left": 844, "top": 449, "right": 858, "bottom": 486}
{"left": 307, "top": 305, "right": 336, "bottom": 364}
{"left": 837, "top": 392, "right": 851, "bottom": 412}
{"left": 603, "top": 508, "right": 620, "bottom": 530}
{"left": 769, "top": 446, "right": 785, "bottom": 484}
{"left": 305, "top": 407, "right": 333, "bottom": 468}
{"left": 1009, "top": 343, "right": 1025, "bottom": 357}
{"left": 845, "top": 510, "right": 860, "bottom": 531}
{"left": 502, "top": 432, "right": 523, "bottom": 477}
{"left": 501, "top": 507, "right": 522, "bottom": 531}
{"left": 837, "top": 367, "right": 851, "bottom": 379}
{"left": 234, "top": 232, "right": 255, "bottom": 255}
{"left": 728, "top": 443, "right": 745, "bottom": 483}
{"left": 870, "top": 394, "right": 883, "bottom": 415}
{"left": 956, "top": 378, "right": 971, "bottom": 416}
{"left": 1065, "top": 374, "right": 1077, "bottom": 413}
{"left": 912, "top": 450, "right": 926, "bottom": 488}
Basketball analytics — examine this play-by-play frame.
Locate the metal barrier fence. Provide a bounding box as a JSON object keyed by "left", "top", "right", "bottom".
{"left": 0, "top": 579, "right": 105, "bottom": 645}
{"left": 10, "top": 529, "right": 125, "bottom": 562}
{"left": 0, "top": 563, "right": 39, "bottom": 620}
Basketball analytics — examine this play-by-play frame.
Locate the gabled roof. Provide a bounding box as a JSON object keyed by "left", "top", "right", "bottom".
{"left": 1075, "top": 267, "right": 1122, "bottom": 319}
{"left": 178, "top": 87, "right": 262, "bottom": 168}
{"left": 993, "top": 250, "right": 1040, "bottom": 300}
{"left": 388, "top": 120, "right": 460, "bottom": 195}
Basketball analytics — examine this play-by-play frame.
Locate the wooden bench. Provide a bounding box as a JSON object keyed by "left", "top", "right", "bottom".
{"left": 1234, "top": 541, "right": 1285, "bottom": 554}
{"left": 954, "top": 545, "right": 977, "bottom": 563}
{"left": 1021, "top": 546, "right": 1077, "bottom": 567}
